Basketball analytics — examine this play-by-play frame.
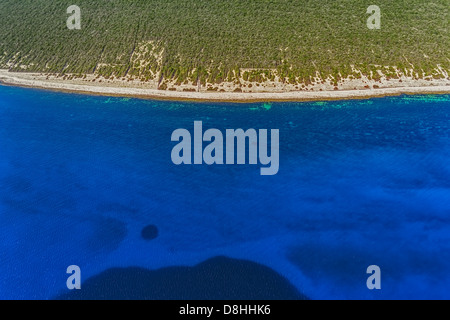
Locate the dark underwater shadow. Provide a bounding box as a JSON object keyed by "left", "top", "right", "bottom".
{"left": 55, "top": 256, "right": 308, "bottom": 300}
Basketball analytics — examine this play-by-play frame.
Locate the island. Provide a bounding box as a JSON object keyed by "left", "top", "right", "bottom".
{"left": 0, "top": 0, "right": 448, "bottom": 101}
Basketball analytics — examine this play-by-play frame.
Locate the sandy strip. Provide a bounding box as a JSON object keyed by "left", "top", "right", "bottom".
{"left": 0, "top": 69, "right": 449, "bottom": 103}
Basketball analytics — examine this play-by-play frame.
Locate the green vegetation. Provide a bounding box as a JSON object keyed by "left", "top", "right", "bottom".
{"left": 0, "top": 0, "right": 448, "bottom": 87}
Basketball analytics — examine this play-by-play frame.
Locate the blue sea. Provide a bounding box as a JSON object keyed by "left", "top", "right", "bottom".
{"left": 0, "top": 85, "right": 449, "bottom": 300}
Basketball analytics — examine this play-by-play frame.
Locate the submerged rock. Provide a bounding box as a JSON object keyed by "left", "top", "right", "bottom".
{"left": 56, "top": 256, "right": 308, "bottom": 300}
{"left": 141, "top": 225, "right": 158, "bottom": 240}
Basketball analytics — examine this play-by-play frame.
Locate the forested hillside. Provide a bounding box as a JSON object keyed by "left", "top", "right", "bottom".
{"left": 0, "top": 0, "right": 448, "bottom": 88}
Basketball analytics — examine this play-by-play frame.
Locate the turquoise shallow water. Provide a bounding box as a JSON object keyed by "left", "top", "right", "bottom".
{"left": 0, "top": 85, "right": 449, "bottom": 299}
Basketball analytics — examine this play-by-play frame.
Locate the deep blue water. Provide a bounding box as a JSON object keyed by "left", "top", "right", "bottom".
{"left": 0, "top": 85, "right": 449, "bottom": 299}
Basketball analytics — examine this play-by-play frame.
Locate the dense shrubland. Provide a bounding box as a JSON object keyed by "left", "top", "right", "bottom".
{"left": 0, "top": 0, "right": 448, "bottom": 87}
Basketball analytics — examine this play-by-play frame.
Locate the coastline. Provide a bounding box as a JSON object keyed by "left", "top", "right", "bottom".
{"left": 0, "top": 69, "right": 449, "bottom": 103}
